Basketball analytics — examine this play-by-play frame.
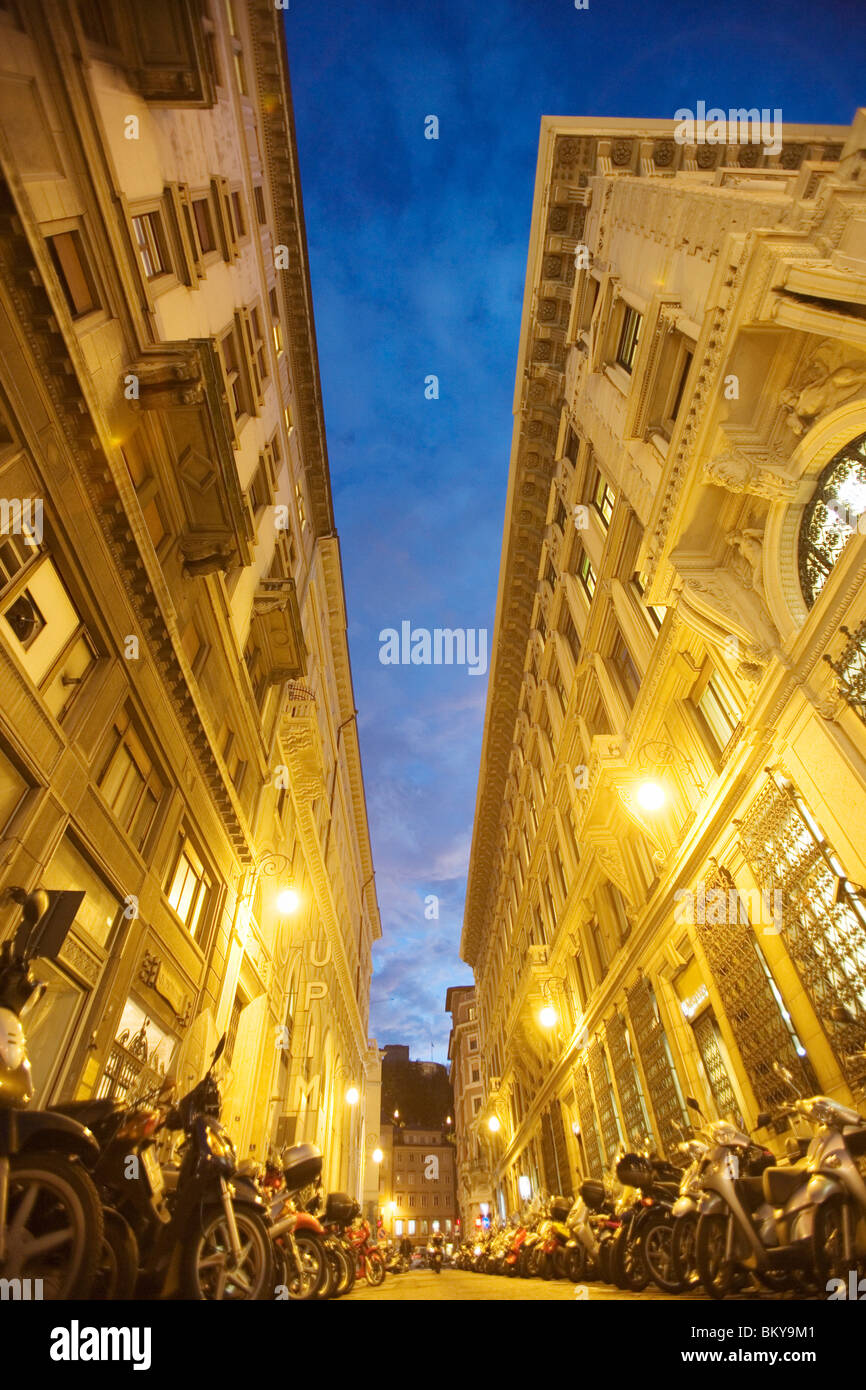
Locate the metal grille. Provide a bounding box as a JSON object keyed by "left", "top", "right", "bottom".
{"left": 540, "top": 1100, "right": 573, "bottom": 1196}
{"left": 626, "top": 976, "right": 688, "bottom": 1158}
{"left": 824, "top": 620, "right": 866, "bottom": 726}
{"left": 798, "top": 431, "right": 866, "bottom": 607}
{"left": 587, "top": 1039, "right": 622, "bottom": 1165}
{"left": 692, "top": 1011, "right": 742, "bottom": 1124}
{"left": 605, "top": 1011, "right": 651, "bottom": 1146}
{"left": 96, "top": 1039, "right": 161, "bottom": 1104}
{"left": 738, "top": 778, "right": 866, "bottom": 1082}
{"left": 697, "top": 864, "right": 815, "bottom": 1109}
{"left": 573, "top": 1063, "right": 603, "bottom": 1178}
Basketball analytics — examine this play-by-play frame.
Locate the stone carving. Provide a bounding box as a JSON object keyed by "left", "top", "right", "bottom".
{"left": 780, "top": 145, "right": 804, "bottom": 169}
{"left": 702, "top": 445, "right": 799, "bottom": 499}
{"left": 738, "top": 146, "right": 761, "bottom": 167}
{"left": 179, "top": 533, "right": 235, "bottom": 576}
{"left": 725, "top": 527, "right": 766, "bottom": 597}
{"left": 653, "top": 141, "right": 675, "bottom": 167}
{"left": 128, "top": 353, "right": 205, "bottom": 409}
{"left": 611, "top": 140, "right": 632, "bottom": 166}
{"left": 696, "top": 146, "right": 716, "bottom": 169}
{"left": 781, "top": 361, "right": 866, "bottom": 435}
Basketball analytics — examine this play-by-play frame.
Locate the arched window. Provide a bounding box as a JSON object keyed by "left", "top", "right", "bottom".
{"left": 798, "top": 432, "right": 866, "bottom": 607}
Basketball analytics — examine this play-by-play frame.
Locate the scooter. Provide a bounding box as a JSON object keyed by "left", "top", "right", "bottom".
{"left": 0, "top": 888, "right": 104, "bottom": 1298}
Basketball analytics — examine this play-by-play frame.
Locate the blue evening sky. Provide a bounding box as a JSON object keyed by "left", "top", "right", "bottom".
{"left": 283, "top": 0, "right": 865, "bottom": 1063}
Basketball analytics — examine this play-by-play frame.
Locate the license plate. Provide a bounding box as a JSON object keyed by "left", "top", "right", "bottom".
{"left": 141, "top": 1145, "right": 164, "bottom": 1195}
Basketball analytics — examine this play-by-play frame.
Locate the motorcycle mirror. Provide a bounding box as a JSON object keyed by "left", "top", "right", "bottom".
{"left": 686, "top": 1096, "right": 704, "bottom": 1117}
{"left": 754, "top": 1111, "right": 772, "bottom": 1129}
{"left": 211, "top": 1033, "right": 226, "bottom": 1067}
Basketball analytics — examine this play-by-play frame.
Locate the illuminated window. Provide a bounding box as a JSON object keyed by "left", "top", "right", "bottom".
{"left": 577, "top": 549, "right": 597, "bottom": 600}
{"left": 591, "top": 470, "right": 616, "bottom": 529}
{"left": 132, "top": 212, "right": 170, "bottom": 280}
{"left": 97, "top": 707, "right": 164, "bottom": 852}
{"left": 167, "top": 833, "right": 213, "bottom": 939}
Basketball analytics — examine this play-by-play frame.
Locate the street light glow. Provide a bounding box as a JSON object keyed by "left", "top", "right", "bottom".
{"left": 346, "top": 1086, "right": 359, "bottom": 1105}
{"left": 276, "top": 887, "right": 300, "bottom": 914}
{"left": 539, "top": 1005, "right": 557, "bottom": 1028}
{"left": 487, "top": 1115, "right": 501, "bottom": 1133}
{"left": 372, "top": 1147, "right": 383, "bottom": 1163}
{"left": 636, "top": 779, "right": 665, "bottom": 812}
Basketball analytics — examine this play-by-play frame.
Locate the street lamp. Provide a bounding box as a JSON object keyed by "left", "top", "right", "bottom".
{"left": 539, "top": 1004, "right": 557, "bottom": 1028}
{"left": 635, "top": 779, "right": 665, "bottom": 812}
{"left": 487, "top": 1115, "right": 501, "bottom": 1134}
{"left": 372, "top": 1147, "right": 383, "bottom": 1164}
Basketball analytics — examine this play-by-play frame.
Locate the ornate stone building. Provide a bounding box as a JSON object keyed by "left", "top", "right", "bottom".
{"left": 377, "top": 1121, "right": 458, "bottom": 1249}
{"left": 461, "top": 111, "right": 866, "bottom": 1214}
{"left": 446, "top": 984, "right": 493, "bottom": 1231}
{"left": 0, "top": 0, "right": 380, "bottom": 1200}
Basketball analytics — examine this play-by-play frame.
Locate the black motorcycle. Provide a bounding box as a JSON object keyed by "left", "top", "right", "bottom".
{"left": 0, "top": 889, "right": 105, "bottom": 1299}
{"left": 610, "top": 1150, "right": 684, "bottom": 1293}
{"left": 59, "top": 1035, "right": 274, "bottom": 1300}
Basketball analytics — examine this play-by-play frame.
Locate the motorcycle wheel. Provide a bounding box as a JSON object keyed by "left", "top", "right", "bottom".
{"left": 671, "top": 1213, "right": 699, "bottom": 1288}
{"left": 182, "top": 1206, "right": 275, "bottom": 1300}
{"left": 365, "top": 1250, "right": 386, "bottom": 1286}
{"left": 505, "top": 1258, "right": 518, "bottom": 1278}
{"left": 324, "top": 1238, "right": 351, "bottom": 1297}
{"left": 598, "top": 1237, "right": 614, "bottom": 1284}
{"left": 642, "top": 1212, "right": 685, "bottom": 1294}
{"left": 281, "top": 1231, "right": 328, "bottom": 1300}
{"left": 539, "top": 1250, "right": 554, "bottom": 1280}
{"left": 338, "top": 1241, "right": 357, "bottom": 1294}
{"left": 813, "top": 1195, "right": 850, "bottom": 1287}
{"left": 695, "top": 1213, "right": 740, "bottom": 1301}
{"left": 517, "top": 1247, "right": 530, "bottom": 1277}
{"left": 92, "top": 1208, "right": 139, "bottom": 1301}
{"left": 564, "top": 1244, "right": 586, "bottom": 1282}
{"left": 613, "top": 1223, "right": 649, "bottom": 1292}
{"left": 2, "top": 1151, "right": 104, "bottom": 1299}
{"left": 526, "top": 1245, "right": 542, "bottom": 1278}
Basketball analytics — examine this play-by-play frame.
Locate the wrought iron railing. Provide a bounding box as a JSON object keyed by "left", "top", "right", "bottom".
{"left": 824, "top": 620, "right": 866, "bottom": 725}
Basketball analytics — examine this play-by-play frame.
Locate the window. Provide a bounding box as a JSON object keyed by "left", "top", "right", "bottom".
{"left": 798, "top": 431, "right": 866, "bottom": 608}
{"left": 219, "top": 323, "right": 250, "bottom": 423}
{"left": 249, "top": 306, "right": 268, "bottom": 385}
{"left": 224, "top": 0, "right": 248, "bottom": 94}
{"left": 167, "top": 833, "right": 213, "bottom": 939}
{"left": 590, "top": 918, "right": 608, "bottom": 980}
{"left": 473, "top": 1097, "right": 481, "bottom": 1114}
{"left": 471, "top": 1067, "right": 480, "bottom": 1083}
{"left": 192, "top": 196, "right": 217, "bottom": 255}
{"left": 559, "top": 605, "right": 581, "bottom": 666}
{"left": 616, "top": 305, "right": 642, "bottom": 373}
{"left": 591, "top": 470, "right": 616, "bottom": 529}
{"left": 97, "top": 707, "right": 164, "bottom": 852}
{"left": 469, "top": 1036, "right": 478, "bottom": 1051}
{"left": 230, "top": 190, "right": 246, "bottom": 241}
{"left": 669, "top": 347, "right": 693, "bottom": 424}
{"left": 0, "top": 741, "right": 27, "bottom": 834}
{"left": 610, "top": 631, "right": 641, "bottom": 707}
{"left": 42, "top": 835, "right": 121, "bottom": 951}
{"left": 695, "top": 671, "right": 741, "bottom": 753}
{"left": 80, "top": 1, "right": 117, "bottom": 46}
{"left": 132, "top": 212, "right": 170, "bottom": 281}
{"left": 269, "top": 288, "right": 283, "bottom": 354}
{"left": 408, "top": 1220, "right": 416, "bottom": 1234}
{"left": 577, "top": 549, "right": 597, "bottom": 600}
{"left": 226, "top": 992, "right": 243, "bottom": 1065}
{"left": 254, "top": 185, "right": 267, "bottom": 225}
{"left": 395, "top": 1220, "right": 403, "bottom": 1236}
{"left": 633, "top": 569, "right": 666, "bottom": 631}
{"left": 0, "top": 541, "right": 97, "bottom": 720}
{"left": 47, "top": 230, "right": 99, "bottom": 318}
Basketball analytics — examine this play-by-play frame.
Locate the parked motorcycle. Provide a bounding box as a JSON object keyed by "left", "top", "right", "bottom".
{"left": 427, "top": 1230, "right": 444, "bottom": 1273}
{"left": 0, "top": 889, "right": 105, "bottom": 1298}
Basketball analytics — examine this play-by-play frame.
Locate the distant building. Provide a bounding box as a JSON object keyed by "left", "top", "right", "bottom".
{"left": 378, "top": 1122, "right": 458, "bottom": 1247}
{"left": 446, "top": 985, "right": 493, "bottom": 1232}
{"left": 381, "top": 1044, "right": 453, "bottom": 1128}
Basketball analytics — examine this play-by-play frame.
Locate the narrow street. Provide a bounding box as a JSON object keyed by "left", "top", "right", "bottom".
{"left": 342, "top": 1271, "right": 702, "bottom": 1301}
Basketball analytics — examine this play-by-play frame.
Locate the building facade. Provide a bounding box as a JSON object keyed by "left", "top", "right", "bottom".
{"left": 0, "top": 0, "right": 380, "bottom": 1201}
{"left": 377, "top": 1122, "right": 458, "bottom": 1248}
{"left": 446, "top": 984, "right": 493, "bottom": 1231}
{"left": 461, "top": 111, "right": 866, "bottom": 1216}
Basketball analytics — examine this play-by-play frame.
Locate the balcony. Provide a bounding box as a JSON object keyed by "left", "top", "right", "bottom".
{"left": 110, "top": 1, "right": 217, "bottom": 106}
{"left": 127, "top": 339, "right": 253, "bottom": 575}
{"left": 252, "top": 579, "right": 305, "bottom": 685}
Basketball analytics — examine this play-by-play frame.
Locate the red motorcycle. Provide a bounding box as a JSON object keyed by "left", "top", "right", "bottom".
{"left": 504, "top": 1221, "right": 530, "bottom": 1277}
{"left": 345, "top": 1215, "right": 385, "bottom": 1286}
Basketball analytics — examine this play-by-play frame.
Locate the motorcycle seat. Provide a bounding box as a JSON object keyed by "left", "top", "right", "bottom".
{"left": 52, "top": 1098, "right": 123, "bottom": 1137}
{"left": 762, "top": 1166, "right": 804, "bottom": 1206}
{"left": 734, "top": 1176, "right": 766, "bottom": 1212}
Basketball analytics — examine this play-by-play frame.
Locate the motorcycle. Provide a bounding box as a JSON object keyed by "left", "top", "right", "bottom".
{"left": 346, "top": 1211, "right": 386, "bottom": 1286}
{"left": 669, "top": 1121, "right": 710, "bottom": 1291}
{"left": 0, "top": 890, "right": 104, "bottom": 1298}
{"left": 268, "top": 1145, "right": 335, "bottom": 1299}
{"left": 427, "top": 1232, "right": 444, "bottom": 1273}
{"left": 610, "top": 1149, "right": 683, "bottom": 1293}
{"left": 538, "top": 1195, "right": 572, "bottom": 1279}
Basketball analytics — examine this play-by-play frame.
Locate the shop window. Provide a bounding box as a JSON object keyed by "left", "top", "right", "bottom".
{"left": 42, "top": 834, "right": 122, "bottom": 951}
{"left": 46, "top": 229, "right": 100, "bottom": 319}
{"left": 166, "top": 831, "right": 214, "bottom": 940}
